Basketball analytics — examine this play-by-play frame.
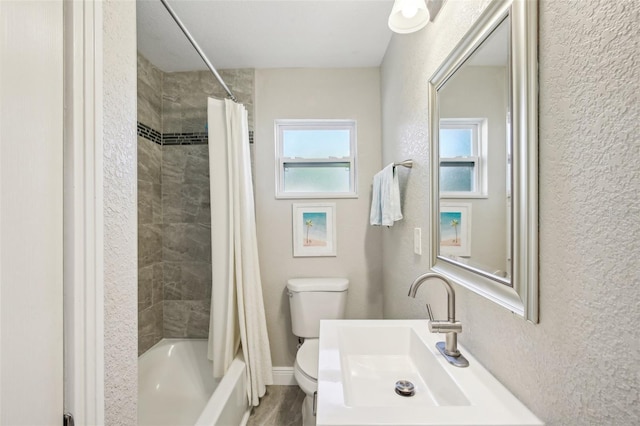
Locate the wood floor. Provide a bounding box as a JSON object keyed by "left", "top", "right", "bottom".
{"left": 246, "top": 386, "right": 306, "bottom": 426}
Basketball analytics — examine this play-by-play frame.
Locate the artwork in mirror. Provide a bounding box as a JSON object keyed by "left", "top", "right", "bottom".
{"left": 429, "top": 0, "right": 538, "bottom": 322}
{"left": 440, "top": 202, "right": 472, "bottom": 258}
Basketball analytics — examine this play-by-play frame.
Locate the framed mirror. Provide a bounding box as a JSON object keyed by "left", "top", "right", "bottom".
{"left": 428, "top": 0, "right": 538, "bottom": 322}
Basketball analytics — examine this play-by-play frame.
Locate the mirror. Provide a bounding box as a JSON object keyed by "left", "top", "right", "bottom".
{"left": 429, "top": 0, "right": 538, "bottom": 322}
{"left": 438, "top": 16, "right": 510, "bottom": 283}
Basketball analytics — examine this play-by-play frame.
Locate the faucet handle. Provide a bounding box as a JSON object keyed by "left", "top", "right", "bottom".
{"left": 425, "top": 304, "right": 435, "bottom": 321}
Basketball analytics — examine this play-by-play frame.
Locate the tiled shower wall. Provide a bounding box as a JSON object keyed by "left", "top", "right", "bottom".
{"left": 162, "top": 68, "right": 255, "bottom": 135}
{"left": 137, "top": 52, "right": 255, "bottom": 355}
{"left": 161, "top": 144, "right": 212, "bottom": 340}
{"left": 138, "top": 54, "right": 164, "bottom": 354}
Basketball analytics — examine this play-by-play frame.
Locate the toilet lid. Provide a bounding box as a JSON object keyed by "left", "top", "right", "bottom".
{"left": 287, "top": 278, "right": 349, "bottom": 292}
{"left": 297, "top": 339, "right": 319, "bottom": 380}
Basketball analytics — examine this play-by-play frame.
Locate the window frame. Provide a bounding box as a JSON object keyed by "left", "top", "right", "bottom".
{"left": 439, "top": 118, "right": 488, "bottom": 198}
{"left": 275, "top": 119, "right": 358, "bottom": 199}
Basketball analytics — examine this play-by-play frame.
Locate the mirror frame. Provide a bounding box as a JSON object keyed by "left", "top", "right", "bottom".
{"left": 429, "top": 0, "right": 538, "bottom": 322}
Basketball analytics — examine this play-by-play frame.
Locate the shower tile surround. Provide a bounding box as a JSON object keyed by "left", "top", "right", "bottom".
{"left": 137, "top": 52, "right": 255, "bottom": 355}
{"left": 138, "top": 53, "right": 164, "bottom": 354}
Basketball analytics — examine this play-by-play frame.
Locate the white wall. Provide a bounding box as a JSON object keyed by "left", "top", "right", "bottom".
{"left": 254, "top": 68, "right": 383, "bottom": 367}
{"left": 103, "top": 0, "right": 138, "bottom": 423}
{"left": 381, "top": 0, "right": 640, "bottom": 424}
{"left": 0, "top": 1, "right": 64, "bottom": 423}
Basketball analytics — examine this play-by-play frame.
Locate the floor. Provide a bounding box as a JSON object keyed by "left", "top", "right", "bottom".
{"left": 247, "top": 386, "right": 306, "bottom": 426}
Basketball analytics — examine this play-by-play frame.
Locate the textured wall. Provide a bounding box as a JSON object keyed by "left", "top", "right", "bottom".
{"left": 381, "top": 0, "right": 640, "bottom": 424}
{"left": 254, "top": 68, "right": 384, "bottom": 367}
{"left": 103, "top": 0, "right": 138, "bottom": 424}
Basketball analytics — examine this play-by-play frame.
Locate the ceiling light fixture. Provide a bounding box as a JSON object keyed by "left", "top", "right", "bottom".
{"left": 388, "top": 0, "right": 430, "bottom": 34}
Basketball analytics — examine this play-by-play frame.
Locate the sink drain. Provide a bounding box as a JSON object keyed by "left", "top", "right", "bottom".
{"left": 395, "top": 380, "right": 415, "bottom": 397}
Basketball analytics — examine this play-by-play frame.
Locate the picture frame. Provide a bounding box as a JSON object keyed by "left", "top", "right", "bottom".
{"left": 440, "top": 202, "right": 472, "bottom": 257}
{"left": 292, "top": 203, "right": 337, "bottom": 257}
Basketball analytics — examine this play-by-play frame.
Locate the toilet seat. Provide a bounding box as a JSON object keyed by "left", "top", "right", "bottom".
{"left": 294, "top": 339, "right": 319, "bottom": 395}
{"left": 297, "top": 339, "right": 319, "bottom": 380}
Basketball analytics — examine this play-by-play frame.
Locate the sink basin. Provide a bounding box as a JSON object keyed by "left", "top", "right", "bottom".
{"left": 337, "top": 324, "right": 469, "bottom": 408}
{"left": 317, "top": 320, "right": 543, "bottom": 426}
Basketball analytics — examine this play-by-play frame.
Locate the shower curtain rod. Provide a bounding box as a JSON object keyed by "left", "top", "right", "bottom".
{"left": 160, "top": 0, "right": 238, "bottom": 102}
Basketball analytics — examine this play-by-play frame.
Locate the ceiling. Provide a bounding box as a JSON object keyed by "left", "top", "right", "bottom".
{"left": 137, "top": 0, "right": 396, "bottom": 72}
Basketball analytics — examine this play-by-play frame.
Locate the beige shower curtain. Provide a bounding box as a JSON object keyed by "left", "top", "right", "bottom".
{"left": 207, "top": 98, "right": 273, "bottom": 406}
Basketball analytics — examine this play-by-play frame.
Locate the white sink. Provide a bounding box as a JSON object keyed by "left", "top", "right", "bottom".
{"left": 317, "top": 320, "right": 543, "bottom": 426}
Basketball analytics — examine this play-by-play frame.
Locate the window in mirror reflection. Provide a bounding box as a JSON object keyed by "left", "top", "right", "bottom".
{"left": 439, "top": 118, "right": 487, "bottom": 197}
{"left": 435, "top": 13, "right": 511, "bottom": 283}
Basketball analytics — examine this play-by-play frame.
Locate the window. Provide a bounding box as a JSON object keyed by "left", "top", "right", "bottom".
{"left": 275, "top": 120, "right": 357, "bottom": 198}
{"left": 439, "top": 118, "right": 487, "bottom": 198}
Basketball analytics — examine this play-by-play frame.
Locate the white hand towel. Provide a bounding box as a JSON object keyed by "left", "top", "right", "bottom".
{"left": 370, "top": 163, "right": 403, "bottom": 226}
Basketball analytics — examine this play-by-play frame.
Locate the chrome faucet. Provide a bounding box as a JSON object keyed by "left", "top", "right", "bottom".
{"left": 408, "top": 272, "right": 469, "bottom": 367}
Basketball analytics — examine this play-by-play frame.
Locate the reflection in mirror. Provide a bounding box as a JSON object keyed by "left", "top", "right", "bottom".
{"left": 428, "top": 0, "right": 538, "bottom": 322}
{"left": 437, "top": 16, "right": 511, "bottom": 284}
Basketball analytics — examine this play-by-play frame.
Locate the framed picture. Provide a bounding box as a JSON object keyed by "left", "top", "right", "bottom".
{"left": 292, "top": 203, "right": 337, "bottom": 257}
{"left": 440, "top": 202, "right": 471, "bottom": 257}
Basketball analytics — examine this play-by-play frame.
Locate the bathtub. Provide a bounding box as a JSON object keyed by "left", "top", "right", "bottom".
{"left": 138, "top": 339, "right": 250, "bottom": 426}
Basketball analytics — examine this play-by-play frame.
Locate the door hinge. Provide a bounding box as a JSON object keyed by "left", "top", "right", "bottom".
{"left": 63, "top": 413, "right": 74, "bottom": 426}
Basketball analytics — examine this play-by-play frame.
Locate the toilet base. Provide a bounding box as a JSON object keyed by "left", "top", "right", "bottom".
{"left": 301, "top": 394, "right": 315, "bottom": 426}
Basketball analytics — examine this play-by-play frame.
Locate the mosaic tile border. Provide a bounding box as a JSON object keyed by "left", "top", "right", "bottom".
{"left": 163, "top": 132, "right": 208, "bottom": 146}
{"left": 138, "top": 121, "right": 254, "bottom": 146}
{"left": 137, "top": 122, "right": 162, "bottom": 145}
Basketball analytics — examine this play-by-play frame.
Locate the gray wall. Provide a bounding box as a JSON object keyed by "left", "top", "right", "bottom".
{"left": 254, "top": 68, "right": 384, "bottom": 367}
{"left": 137, "top": 54, "right": 164, "bottom": 354}
{"left": 160, "top": 68, "right": 254, "bottom": 344}
{"left": 161, "top": 143, "right": 212, "bottom": 340}
{"left": 163, "top": 69, "right": 255, "bottom": 134}
{"left": 136, "top": 52, "right": 255, "bottom": 355}
{"left": 380, "top": 0, "right": 640, "bottom": 425}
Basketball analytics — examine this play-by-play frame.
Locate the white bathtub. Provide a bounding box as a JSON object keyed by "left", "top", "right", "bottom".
{"left": 138, "top": 339, "right": 250, "bottom": 426}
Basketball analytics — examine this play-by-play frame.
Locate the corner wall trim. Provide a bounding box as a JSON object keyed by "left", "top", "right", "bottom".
{"left": 63, "top": 0, "right": 105, "bottom": 423}
{"left": 272, "top": 367, "right": 296, "bottom": 386}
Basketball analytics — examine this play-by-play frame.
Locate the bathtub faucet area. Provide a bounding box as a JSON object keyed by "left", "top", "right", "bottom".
{"left": 408, "top": 272, "right": 469, "bottom": 368}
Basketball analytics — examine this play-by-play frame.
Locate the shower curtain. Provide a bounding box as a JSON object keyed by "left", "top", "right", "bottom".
{"left": 207, "top": 98, "right": 273, "bottom": 406}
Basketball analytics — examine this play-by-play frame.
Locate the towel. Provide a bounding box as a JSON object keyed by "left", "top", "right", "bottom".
{"left": 370, "top": 163, "right": 403, "bottom": 226}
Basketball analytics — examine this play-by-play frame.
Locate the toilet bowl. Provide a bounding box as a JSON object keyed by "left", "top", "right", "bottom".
{"left": 294, "top": 339, "right": 319, "bottom": 425}
{"left": 287, "top": 278, "right": 349, "bottom": 426}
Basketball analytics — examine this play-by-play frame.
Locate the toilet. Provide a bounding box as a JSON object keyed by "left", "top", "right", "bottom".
{"left": 287, "top": 277, "right": 349, "bottom": 426}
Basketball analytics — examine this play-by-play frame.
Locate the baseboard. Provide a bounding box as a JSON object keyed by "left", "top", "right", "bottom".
{"left": 272, "top": 366, "right": 296, "bottom": 386}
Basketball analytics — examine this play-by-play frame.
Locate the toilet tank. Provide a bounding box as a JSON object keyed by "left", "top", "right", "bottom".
{"left": 287, "top": 278, "right": 349, "bottom": 338}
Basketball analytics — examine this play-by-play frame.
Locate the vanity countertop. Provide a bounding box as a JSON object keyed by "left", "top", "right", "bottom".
{"left": 317, "top": 319, "right": 543, "bottom": 426}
